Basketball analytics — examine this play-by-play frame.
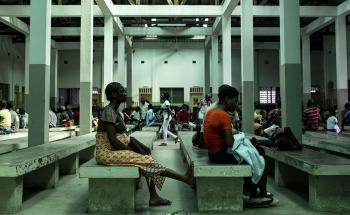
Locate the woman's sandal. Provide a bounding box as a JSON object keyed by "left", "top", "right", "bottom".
{"left": 149, "top": 198, "right": 172, "bottom": 207}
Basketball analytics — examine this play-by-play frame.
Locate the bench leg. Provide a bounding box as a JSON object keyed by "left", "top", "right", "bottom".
{"left": 59, "top": 153, "right": 79, "bottom": 175}
{"left": 88, "top": 178, "right": 136, "bottom": 213}
{"left": 309, "top": 175, "right": 350, "bottom": 212}
{"left": 79, "top": 146, "right": 95, "bottom": 163}
{"left": 196, "top": 177, "right": 243, "bottom": 212}
{"left": 0, "top": 177, "right": 23, "bottom": 214}
{"left": 24, "top": 161, "right": 59, "bottom": 189}
{"left": 274, "top": 161, "right": 307, "bottom": 187}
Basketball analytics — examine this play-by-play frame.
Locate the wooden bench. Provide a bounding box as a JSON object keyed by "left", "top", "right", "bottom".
{"left": 79, "top": 131, "right": 156, "bottom": 213}
{"left": 0, "top": 131, "right": 76, "bottom": 155}
{"left": 178, "top": 131, "right": 251, "bottom": 212}
{"left": 0, "top": 133, "right": 96, "bottom": 214}
{"left": 264, "top": 147, "right": 350, "bottom": 212}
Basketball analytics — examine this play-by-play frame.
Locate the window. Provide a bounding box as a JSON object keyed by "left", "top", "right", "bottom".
{"left": 259, "top": 87, "right": 276, "bottom": 104}
{"left": 311, "top": 86, "right": 320, "bottom": 94}
{"left": 160, "top": 88, "right": 184, "bottom": 104}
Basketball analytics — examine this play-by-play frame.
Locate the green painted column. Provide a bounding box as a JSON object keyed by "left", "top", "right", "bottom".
{"left": 79, "top": 0, "right": 93, "bottom": 135}
{"left": 28, "top": 1, "right": 51, "bottom": 147}
{"left": 211, "top": 35, "right": 219, "bottom": 99}
{"left": 117, "top": 35, "right": 126, "bottom": 86}
{"left": 222, "top": 15, "right": 231, "bottom": 85}
{"left": 102, "top": 16, "right": 113, "bottom": 107}
{"left": 24, "top": 35, "right": 29, "bottom": 112}
{"left": 323, "top": 35, "right": 336, "bottom": 108}
{"left": 302, "top": 35, "right": 311, "bottom": 106}
{"left": 126, "top": 46, "right": 133, "bottom": 107}
{"left": 50, "top": 49, "right": 58, "bottom": 108}
{"left": 241, "top": 0, "right": 254, "bottom": 134}
{"left": 280, "top": 0, "right": 302, "bottom": 143}
{"left": 205, "top": 46, "right": 211, "bottom": 95}
{"left": 335, "top": 14, "right": 348, "bottom": 122}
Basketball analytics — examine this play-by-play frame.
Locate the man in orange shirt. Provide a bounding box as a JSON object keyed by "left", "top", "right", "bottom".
{"left": 204, "top": 85, "right": 276, "bottom": 207}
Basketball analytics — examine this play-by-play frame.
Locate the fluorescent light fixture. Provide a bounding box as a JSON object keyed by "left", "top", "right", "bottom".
{"left": 196, "top": 18, "right": 199, "bottom": 22}
{"left": 146, "top": 35, "right": 157, "bottom": 38}
{"left": 204, "top": 18, "right": 209, "bottom": 21}
{"left": 192, "top": 35, "right": 205, "bottom": 40}
{"left": 151, "top": 18, "right": 157, "bottom": 21}
{"left": 158, "top": 23, "right": 186, "bottom": 27}
{"left": 203, "top": 24, "right": 208, "bottom": 28}
{"left": 145, "top": 24, "right": 148, "bottom": 27}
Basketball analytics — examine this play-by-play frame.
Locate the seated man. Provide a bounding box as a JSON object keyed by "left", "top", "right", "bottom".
{"left": 176, "top": 104, "right": 191, "bottom": 129}
{"left": 303, "top": 100, "right": 322, "bottom": 131}
{"left": 203, "top": 85, "right": 278, "bottom": 207}
{"left": 0, "top": 100, "right": 12, "bottom": 134}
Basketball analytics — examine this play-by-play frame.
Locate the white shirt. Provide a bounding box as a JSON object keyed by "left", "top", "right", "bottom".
{"left": 326, "top": 116, "right": 338, "bottom": 130}
{"left": 161, "top": 100, "right": 171, "bottom": 118}
{"left": 140, "top": 102, "right": 149, "bottom": 120}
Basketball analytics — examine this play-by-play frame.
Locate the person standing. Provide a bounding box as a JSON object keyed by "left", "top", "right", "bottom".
{"left": 159, "top": 92, "right": 179, "bottom": 146}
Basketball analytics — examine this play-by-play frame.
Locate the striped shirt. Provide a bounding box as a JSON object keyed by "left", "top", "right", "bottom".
{"left": 303, "top": 107, "right": 321, "bottom": 130}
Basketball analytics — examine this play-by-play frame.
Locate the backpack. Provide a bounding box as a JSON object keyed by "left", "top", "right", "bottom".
{"left": 272, "top": 127, "right": 302, "bottom": 151}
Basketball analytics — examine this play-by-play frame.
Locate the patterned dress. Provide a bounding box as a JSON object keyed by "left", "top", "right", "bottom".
{"left": 96, "top": 104, "right": 166, "bottom": 189}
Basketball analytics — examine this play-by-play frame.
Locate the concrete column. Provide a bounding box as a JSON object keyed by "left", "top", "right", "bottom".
{"left": 102, "top": 16, "right": 113, "bottom": 107}
{"left": 28, "top": 0, "right": 51, "bottom": 147}
{"left": 24, "top": 35, "right": 29, "bottom": 111}
{"left": 126, "top": 47, "right": 133, "bottom": 107}
{"left": 222, "top": 15, "right": 232, "bottom": 85}
{"left": 50, "top": 48, "right": 58, "bottom": 108}
{"left": 280, "top": 0, "right": 302, "bottom": 143}
{"left": 118, "top": 36, "right": 126, "bottom": 86}
{"left": 241, "top": 0, "right": 254, "bottom": 134}
{"left": 335, "top": 14, "right": 348, "bottom": 121}
{"left": 302, "top": 35, "right": 311, "bottom": 105}
{"left": 79, "top": 0, "right": 93, "bottom": 135}
{"left": 204, "top": 46, "right": 211, "bottom": 95}
{"left": 211, "top": 35, "right": 219, "bottom": 99}
{"left": 323, "top": 35, "right": 336, "bottom": 108}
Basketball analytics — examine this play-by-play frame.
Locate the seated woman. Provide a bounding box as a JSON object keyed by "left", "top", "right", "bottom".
{"left": 96, "top": 82, "right": 192, "bottom": 206}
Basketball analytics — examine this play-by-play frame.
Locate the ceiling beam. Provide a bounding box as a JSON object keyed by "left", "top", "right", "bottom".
{"left": 223, "top": 0, "right": 240, "bottom": 17}
{"left": 96, "top": 0, "right": 123, "bottom": 35}
{"left": 301, "top": 17, "right": 334, "bottom": 36}
{"left": 51, "top": 26, "right": 280, "bottom": 36}
{"left": 212, "top": 16, "right": 221, "bottom": 35}
{"left": 0, "top": 16, "right": 29, "bottom": 35}
{"left": 337, "top": 0, "right": 350, "bottom": 16}
{"left": 0, "top": 5, "right": 337, "bottom": 18}
{"left": 125, "top": 36, "right": 132, "bottom": 48}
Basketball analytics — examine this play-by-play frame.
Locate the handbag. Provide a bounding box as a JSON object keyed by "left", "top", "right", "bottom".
{"left": 129, "top": 136, "right": 151, "bottom": 155}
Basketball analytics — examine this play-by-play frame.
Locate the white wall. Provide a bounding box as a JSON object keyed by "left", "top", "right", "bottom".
{"left": 57, "top": 50, "right": 102, "bottom": 89}
{"left": 0, "top": 36, "right": 25, "bottom": 101}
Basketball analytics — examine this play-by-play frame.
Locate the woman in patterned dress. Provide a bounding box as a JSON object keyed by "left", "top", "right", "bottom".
{"left": 96, "top": 82, "right": 192, "bottom": 206}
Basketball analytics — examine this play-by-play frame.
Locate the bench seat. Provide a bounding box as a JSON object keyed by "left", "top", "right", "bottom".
{"left": 178, "top": 131, "right": 251, "bottom": 212}
{"left": 302, "top": 135, "right": 350, "bottom": 158}
{"left": 0, "top": 131, "right": 76, "bottom": 155}
{"left": 79, "top": 131, "right": 156, "bottom": 213}
{"left": 265, "top": 147, "right": 350, "bottom": 212}
{"left": 0, "top": 133, "right": 96, "bottom": 214}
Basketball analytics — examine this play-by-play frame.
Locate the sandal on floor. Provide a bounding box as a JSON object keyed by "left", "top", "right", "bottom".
{"left": 159, "top": 142, "right": 167, "bottom": 146}
{"left": 244, "top": 197, "right": 273, "bottom": 208}
{"left": 149, "top": 198, "right": 172, "bottom": 207}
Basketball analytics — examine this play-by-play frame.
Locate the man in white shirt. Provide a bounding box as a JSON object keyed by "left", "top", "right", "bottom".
{"left": 140, "top": 97, "right": 149, "bottom": 121}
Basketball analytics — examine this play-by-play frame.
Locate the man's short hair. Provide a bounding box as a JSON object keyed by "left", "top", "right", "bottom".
{"left": 218, "top": 85, "right": 239, "bottom": 102}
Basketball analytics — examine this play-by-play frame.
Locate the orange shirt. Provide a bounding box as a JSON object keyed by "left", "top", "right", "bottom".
{"left": 204, "top": 108, "right": 232, "bottom": 154}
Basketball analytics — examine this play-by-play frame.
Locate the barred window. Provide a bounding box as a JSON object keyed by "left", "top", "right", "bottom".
{"left": 259, "top": 87, "right": 276, "bottom": 104}
{"left": 160, "top": 88, "right": 184, "bottom": 104}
